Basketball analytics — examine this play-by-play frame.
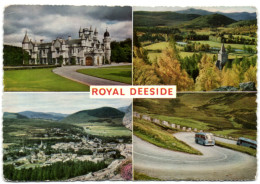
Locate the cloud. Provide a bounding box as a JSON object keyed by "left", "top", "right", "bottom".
{"left": 4, "top": 5, "right": 132, "bottom": 46}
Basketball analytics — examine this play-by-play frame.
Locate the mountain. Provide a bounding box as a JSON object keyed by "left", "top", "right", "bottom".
{"left": 3, "top": 112, "right": 28, "bottom": 119}
{"left": 123, "top": 103, "right": 132, "bottom": 130}
{"left": 228, "top": 19, "right": 257, "bottom": 27}
{"left": 182, "top": 14, "right": 236, "bottom": 28}
{"left": 118, "top": 106, "right": 129, "bottom": 113}
{"left": 175, "top": 8, "right": 256, "bottom": 21}
{"left": 62, "top": 107, "right": 125, "bottom": 124}
{"left": 18, "top": 111, "right": 68, "bottom": 121}
{"left": 134, "top": 11, "right": 201, "bottom": 27}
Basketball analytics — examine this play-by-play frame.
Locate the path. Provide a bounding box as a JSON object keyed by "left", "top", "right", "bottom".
{"left": 53, "top": 63, "right": 131, "bottom": 86}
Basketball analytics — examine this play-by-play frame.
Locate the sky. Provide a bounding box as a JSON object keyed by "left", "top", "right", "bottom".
{"left": 133, "top": 6, "right": 256, "bottom": 13}
{"left": 4, "top": 5, "right": 132, "bottom": 46}
{"left": 2, "top": 93, "right": 132, "bottom": 114}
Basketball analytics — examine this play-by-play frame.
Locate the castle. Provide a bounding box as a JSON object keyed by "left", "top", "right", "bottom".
{"left": 22, "top": 26, "right": 111, "bottom": 66}
{"left": 215, "top": 43, "right": 228, "bottom": 70}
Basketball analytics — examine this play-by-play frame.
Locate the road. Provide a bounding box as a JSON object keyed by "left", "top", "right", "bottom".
{"left": 53, "top": 63, "right": 131, "bottom": 86}
{"left": 134, "top": 133, "right": 256, "bottom": 181}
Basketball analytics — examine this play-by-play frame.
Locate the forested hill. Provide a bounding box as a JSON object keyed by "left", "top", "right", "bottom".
{"left": 62, "top": 107, "right": 125, "bottom": 124}
{"left": 228, "top": 19, "right": 257, "bottom": 28}
{"left": 134, "top": 11, "right": 200, "bottom": 27}
{"left": 182, "top": 14, "right": 236, "bottom": 28}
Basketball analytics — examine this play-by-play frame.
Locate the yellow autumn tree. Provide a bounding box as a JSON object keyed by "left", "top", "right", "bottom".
{"left": 221, "top": 64, "right": 242, "bottom": 87}
{"left": 155, "top": 48, "right": 194, "bottom": 91}
{"left": 195, "top": 54, "right": 221, "bottom": 91}
{"left": 243, "top": 65, "right": 257, "bottom": 84}
{"left": 133, "top": 46, "right": 161, "bottom": 85}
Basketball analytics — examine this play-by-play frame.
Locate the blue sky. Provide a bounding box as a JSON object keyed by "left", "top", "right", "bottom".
{"left": 3, "top": 93, "right": 132, "bottom": 114}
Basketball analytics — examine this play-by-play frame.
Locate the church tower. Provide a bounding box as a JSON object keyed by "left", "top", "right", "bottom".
{"left": 103, "top": 29, "right": 111, "bottom": 64}
{"left": 215, "top": 43, "right": 228, "bottom": 70}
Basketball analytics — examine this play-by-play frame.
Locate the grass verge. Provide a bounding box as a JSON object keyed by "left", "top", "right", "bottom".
{"left": 134, "top": 171, "right": 161, "bottom": 181}
{"left": 133, "top": 117, "right": 202, "bottom": 155}
{"left": 4, "top": 68, "right": 89, "bottom": 91}
{"left": 77, "top": 65, "right": 132, "bottom": 84}
{"left": 215, "top": 141, "right": 256, "bottom": 157}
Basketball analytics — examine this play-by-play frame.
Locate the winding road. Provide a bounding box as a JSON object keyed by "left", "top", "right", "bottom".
{"left": 53, "top": 63, "right": 131, "bottom": 86}
{"left": 134, "top": 132, "right": 256, "bottom": 181}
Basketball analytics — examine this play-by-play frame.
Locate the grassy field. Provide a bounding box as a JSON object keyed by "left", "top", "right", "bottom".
{"left": 216, "top": 141, "right": 256, "bottom": 157}
{"left": 77, "top": 122, "right": 132, "bottom": 137}
{"left": 134, "top": 117, "right": 202, "bottom": 155}
{"left": 4, "top": 68, "right": 89, "bottom": 91}
{"left": 134, "top": 93, "right": 257, "bottom": 140}
{"left": 142, "top": 40, "right": 256, "bottom": 62}
{"left": 77, "top": 65, "right": 132, "bottom": 84}
{"left": 134, "top": 171, "right": 161, "bottom": 181}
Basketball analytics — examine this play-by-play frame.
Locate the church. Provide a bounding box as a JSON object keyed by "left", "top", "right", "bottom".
{"left": 215, "top": 43, "right": 228, "bottom": 70}
{"left": 22, "top": 26, "right": 111, "bottom": 66}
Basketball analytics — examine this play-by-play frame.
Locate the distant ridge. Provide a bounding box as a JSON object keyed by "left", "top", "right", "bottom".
{"left": 18, "top": 111, "right": 68, "bottom": 121}
{"left": 62, "top": 107, "right": 125, "bottom": 124}
{"left": 175, "top": 8, "right": 256, "bottom": 21}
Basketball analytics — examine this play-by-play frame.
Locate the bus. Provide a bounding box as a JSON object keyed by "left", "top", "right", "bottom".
{"left": 195, "top": 132, "right": 215, "bottom": 146}
{"left": 237, "top": 137, "right": 257, "bottom": 149}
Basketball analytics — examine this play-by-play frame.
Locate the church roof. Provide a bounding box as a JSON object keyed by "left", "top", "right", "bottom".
{"left": 22, "top": 31, "right": 30, "bottom": 43}
{"left": 220, "top": 43, "right": 226, "bottom": 53}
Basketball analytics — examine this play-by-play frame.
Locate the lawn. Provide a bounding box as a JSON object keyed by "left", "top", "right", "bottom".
{"left": 4, "top": 68, "right": 89, "bottom": 91}
{"left": 77, "top": 65, "right": 132, "bottom": 84}
{"left": 133, "top": 117, "right": 202, "bottom": 155}
{"left": 134, "top": 171, "right": 162, "bottom": 181}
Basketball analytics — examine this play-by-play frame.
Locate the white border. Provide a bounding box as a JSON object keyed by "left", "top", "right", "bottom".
{"left": 0, "top": 1, "right": 259, "bottom": 184}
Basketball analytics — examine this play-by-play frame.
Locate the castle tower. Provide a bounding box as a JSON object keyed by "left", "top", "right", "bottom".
{"left": 103, "top": 29, "right": 111, "bottom": 64}
{"left": 94, "top": 28, "right": 98, "bottom": 41}
{"left": 216, "top": 43, "right": 228, "bottom": 70}
{"left": 22, "top": 31, "right": 30, "bottom": 50}
{"left": 79, "top": 27, "right": 83, "bottom": 38}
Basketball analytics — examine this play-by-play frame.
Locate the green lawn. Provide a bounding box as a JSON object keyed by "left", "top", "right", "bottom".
{"left": 77, "top": 65, "right": 132, "bottom": 84}
{"left": 4, "top": 68, "right": 89, "bottom": 91}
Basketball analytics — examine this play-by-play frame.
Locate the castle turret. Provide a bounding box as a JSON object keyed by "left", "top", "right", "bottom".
{"left": 103, "top": 29, "right": 111, "bottom": 64}
{"left": 22, "top": 31, "right": 30, "bottom": 50}
{"left": 215, "top": 43, "right": 228, "bottom": 70}
{"left": 79, "top": 27, "right": 83, "bottom": 38}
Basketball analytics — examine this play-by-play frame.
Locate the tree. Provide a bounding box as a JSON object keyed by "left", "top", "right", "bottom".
{"left": 243, "top": 65, "right": 256, "bottom": 84}
{"left": 155, "top": 48, "right": 194, "bottom": 91}
{"left": 70, "top": 57, "right": 76, "bottom": 65}
{"left": 195, "top": 54, "right": 221, "bottom": 91}
{"left": 58, "top": 55, "right": 63, "bottom": 66}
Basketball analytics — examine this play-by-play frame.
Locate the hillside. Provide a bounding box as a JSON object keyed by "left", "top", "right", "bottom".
{"left": 134, "top": 93, "right": 256, "bottom": 140}
{"left": 228, "top": 19, "right": 257, "bottom": 27}
{"left": 123, "top": 103, "right": 132, "bottom": 130}
{"left": 3, "top": 112, "right": 28, "bottom": 119}
{"left": 134, "top": 11, "right": 201, "bottom": 27}
{"left": 175, "top": 8, "right": 256, "bottom": 21}
{"left": 182, "top": 13, "right": 236, "bottom": 28}
{"left": 62, "top": 107, "right": 125, "bottom": 124}
{"left": 19, "top": 111, "right": 68, "bottom": 121}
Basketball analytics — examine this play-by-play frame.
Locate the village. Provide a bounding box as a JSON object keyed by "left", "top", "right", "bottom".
{"left": 3, "top": 127, "right": 132, "bottom": 173}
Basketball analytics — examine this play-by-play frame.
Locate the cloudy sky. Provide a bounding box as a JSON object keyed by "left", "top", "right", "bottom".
{"left": 133, "top": 6, "right": 256, "bottom": 13}
{"left": 4, "top": 5, "right": 132, "bottom": 46}
{"left": 3, "top": 93, "right": 132, "bottom": 114}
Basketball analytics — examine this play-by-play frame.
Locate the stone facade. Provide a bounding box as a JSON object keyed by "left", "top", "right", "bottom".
{"left": 22, "top": 26, "right": 111, "bottom": 66}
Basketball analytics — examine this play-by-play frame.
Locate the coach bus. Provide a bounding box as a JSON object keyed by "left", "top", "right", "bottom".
{"left": 195, "top": 132, "right": 215, "bottom": 146}
{"left": 237, "top": 137, "right": 257, "bottom": 149}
